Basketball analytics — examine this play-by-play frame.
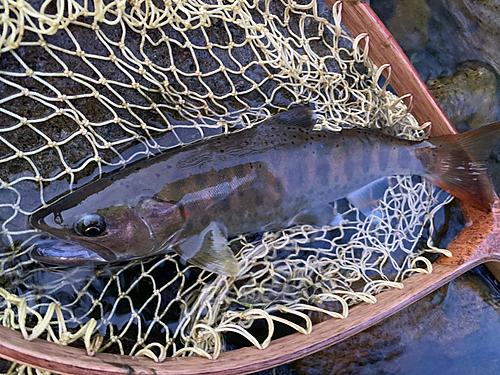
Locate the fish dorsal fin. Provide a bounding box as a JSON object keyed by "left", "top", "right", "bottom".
{"left": 346, "top": 177, "right": 390, "bottom": 217}
{"left": 174, "top": 222, "right": 239, "bottom": 276}
{"left": 263, "top": 106, "right": 316, "bottom": 129}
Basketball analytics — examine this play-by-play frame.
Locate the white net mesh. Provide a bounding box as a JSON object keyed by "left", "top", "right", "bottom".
{"left": 0, "top": 0, "right": 452, "bottom": 367}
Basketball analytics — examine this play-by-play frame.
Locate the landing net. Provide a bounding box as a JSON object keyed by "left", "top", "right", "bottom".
{"left": 0, "top": 0, "right": 452, "bottom": 369}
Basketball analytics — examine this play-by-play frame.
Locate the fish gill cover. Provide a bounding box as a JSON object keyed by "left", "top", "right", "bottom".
{"left": 0, "top": 0, "right": 452, "bottom": 366}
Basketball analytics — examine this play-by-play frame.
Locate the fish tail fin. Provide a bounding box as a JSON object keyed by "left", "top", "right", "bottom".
{"left": 421, "top": 122, "right": 500, "bottom": 211}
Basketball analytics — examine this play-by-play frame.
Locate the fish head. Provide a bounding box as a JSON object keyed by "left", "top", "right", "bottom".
{"left": 29, "top": 198, "right": 186, "bottom": 266}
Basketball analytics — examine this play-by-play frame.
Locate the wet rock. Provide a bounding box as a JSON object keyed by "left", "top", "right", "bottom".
{"left": 427, "top": 61, "right": 500, "bottom": 132}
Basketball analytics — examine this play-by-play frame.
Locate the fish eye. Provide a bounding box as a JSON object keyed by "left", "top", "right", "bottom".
{"left": 74, "top": 214, "right": 107, "bottom": 237}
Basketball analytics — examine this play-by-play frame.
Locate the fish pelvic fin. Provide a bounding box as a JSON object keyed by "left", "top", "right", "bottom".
{"left": 174, "top": 222, "right": 239, "bottom": 276}
{"left": 418, "top": 122, "right": 500, "bottom": 211}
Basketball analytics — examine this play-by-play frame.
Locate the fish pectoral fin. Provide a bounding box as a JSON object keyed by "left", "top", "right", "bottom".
{"left": 292, "top": 204, "right": 339, "bottom": 227}
{"left": 346, "top": 177, "right": 390, "bottom": 217}
{"left": 174, "top": 222, "right": 239, "bottom": 277}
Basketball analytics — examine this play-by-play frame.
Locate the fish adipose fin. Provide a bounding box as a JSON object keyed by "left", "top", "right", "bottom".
{"left": 174, "top": 221, "right": 239, "bottom": 276}
{"left": 347, "top": 177, "right": 390, "bottom": 217}
{"left": 420, "top": 122, "right": 500, "bottom": 211}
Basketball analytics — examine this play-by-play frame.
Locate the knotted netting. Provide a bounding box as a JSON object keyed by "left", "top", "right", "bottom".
{"left": 0, "top": 0, "right": 454, "bottom": 369}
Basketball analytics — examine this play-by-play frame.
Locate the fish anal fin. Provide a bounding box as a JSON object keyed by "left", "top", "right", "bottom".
{"left": 174, "top": 222, "right": 239, "bottom": 276}
{"left": 346, "top": 177, "right": 389, "bottom": 217}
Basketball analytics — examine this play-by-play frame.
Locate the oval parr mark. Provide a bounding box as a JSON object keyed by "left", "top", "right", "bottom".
{"left": 194, "top": 172, "right": 208, "bottom": 188}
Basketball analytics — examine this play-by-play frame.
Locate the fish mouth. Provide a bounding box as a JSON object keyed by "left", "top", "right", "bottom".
{"left": 30, "top": 239, "right": 113, "bottom": 266}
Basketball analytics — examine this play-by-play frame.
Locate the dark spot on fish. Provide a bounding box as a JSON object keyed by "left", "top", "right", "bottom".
{"left": 293, "top": 135, "right": 296, "bottom": 138}
{"left": 200, "top": 215, "right": 210, "bottom": 226}
{"left": 194, "top": 173, "right": 207, "bottom": 187}
{"left": 136, "top": 167, "right": 141, "bottom": 171}
{"left": 167, "top": 165, "right": 172, "bottom": 169}
{"left": 186, "top": 222, "right": 194, "bottom": 232}
{"left": 220, "top": 149, "right": 224, "bottom": 153}
{"left": 238, "top": 190, "right": 244, "bottom": 197}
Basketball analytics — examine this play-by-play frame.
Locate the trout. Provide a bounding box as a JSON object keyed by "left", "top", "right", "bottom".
{"left": 29, "top": 107, "right": 500, "bottom": 276}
